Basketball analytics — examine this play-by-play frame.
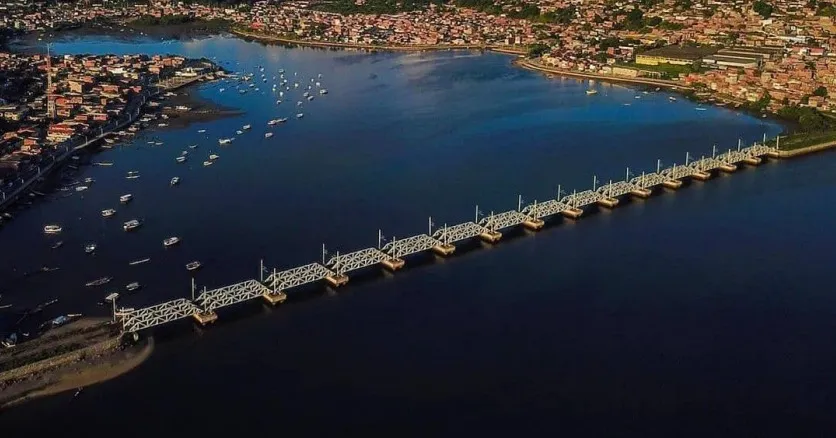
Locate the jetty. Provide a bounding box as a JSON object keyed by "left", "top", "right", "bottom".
{"left": 117, "top": 139, "right": 780, "bottom": 333}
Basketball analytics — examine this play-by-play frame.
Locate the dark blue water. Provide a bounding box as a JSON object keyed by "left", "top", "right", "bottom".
{"left": 3, "top": 35, "right": 835, "bottom": 436}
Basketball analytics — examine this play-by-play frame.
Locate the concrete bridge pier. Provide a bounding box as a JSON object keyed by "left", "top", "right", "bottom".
{"left": 719, "top": 163, "right": 737, "bottom": 172}
{"left": 743, "top": 156, "right": 761, "bottom": 165}
{"left": 662, "top": 179, "right": 683, "bottom": 189}
{"left": 561, "top": 207, "right": 583, "bottom": 219}
{"left": 523, "top": 217, "right": 545, "bottom": 231}
{"left": 325, "top": 273, "right": 349, "bottom": 287}
{"left": 192, "top": 311, "right": 218, "bottom": 326}
{"left": 262, "top": 291, "right": 287, "bottom": 305}
{"left": 630, "top": 188, "right": 652, "bottom": 198}
{"left": 691, "top": 170, "right": 712, "bottom": 181}
{"left": 432, "top": 243, "right": 456, "bottom": 256}
{"left": 479, "top": 230, "right": 502, "bottom": 243}
{"left": 382, "top": 257, "right": 405, "bottom": 271}
{"left": 597, "top": 197, "right": 619, "bottom": 208}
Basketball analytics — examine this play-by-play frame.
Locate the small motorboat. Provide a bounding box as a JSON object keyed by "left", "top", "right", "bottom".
{"left": 264, "top": 132, "right": 273, "bottom": 138}
{"left": 242, "top": 124, "right": 252, "bottom": 130}
{"left": 188, "top": 144, "right": 198, "bottom": 149}
{"left": 171, "top": 176, "right": 180, "bottom": 186}
{"left": 163, "top": 236, "right": 180, "bottom": 247}
{"left": 186, "top": 261, "right": 202, "bottom": 271}
{"left": 129, "top": 258, "right": 150, "bottom": 266}
{"left": 44, "top": 225, "right": 62, "bottom": 234}
{"left": 75, "top": 186, "right": 89, "bottom": 192}
{"left": 102, "top": 209, "right": 116, "bottom": 218}
{"left": 51, "top": 241, "right": 64, "bottom": 249}
{"left": 125, "top": 282, "right": 141, "bottom": 292}
{"left": 120, "top": 194, "right": 133, "bottom": 203}
{"left": 209, "top": 154, "right": 219, "bottom": 161}
{"left": 176, "top": 156, "right": 187, "bottom": 163}
{"left": 85, "top": 243, "right": 97, "bottom": 254}
{"left": 203, "top": 160, "right": 213, "bottom": 167}
{"left": 123, "top": 219, "right": 141, "bottom": 231}
{"left": 198, "top": 129, "right": 206, "bottom": 133}
{"left": 85, "top": 276, "right": 112, "bottom": 287}
{"left": 236, "top": 130, "right": 243, "bottom": 135}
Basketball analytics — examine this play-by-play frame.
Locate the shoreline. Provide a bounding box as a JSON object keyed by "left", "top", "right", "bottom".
{"left": 230, "top": 29, "right": 526, "bottom": 55}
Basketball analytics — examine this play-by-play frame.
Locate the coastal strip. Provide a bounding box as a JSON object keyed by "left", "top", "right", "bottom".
{"left": 514, "top": 58, "right": 689, "bottom": 90}
{"left": 231, "top": 29, "right": 526, "bottom": 55}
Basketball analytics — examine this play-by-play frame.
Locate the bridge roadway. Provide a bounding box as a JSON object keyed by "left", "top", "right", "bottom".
{"left": 116, "top": 142, "right": 780, "bottom": 333}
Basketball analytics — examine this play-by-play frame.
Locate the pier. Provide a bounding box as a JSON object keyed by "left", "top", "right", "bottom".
{"left": 118, "top": 140, "right": 780, "bottom": 333}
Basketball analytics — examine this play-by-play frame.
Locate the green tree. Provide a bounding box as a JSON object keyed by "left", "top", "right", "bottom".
{"left": 527, "top": 44, "right": 550, "bottom": 58}
{"left": 813, "top": 86, "right": 829, "bottom": 97}
{"left": 753, "top": 0, "right": 774, "bottom": 18}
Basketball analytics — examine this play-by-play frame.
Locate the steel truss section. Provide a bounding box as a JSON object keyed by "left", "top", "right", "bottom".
{"left": 561, "top": 190, "right": 602, "bottom": 207}
{"left": 522, "top": 199, "right": 573, "bottom": 219}
{"left": 196, "top": 279, "right": 272, "bottom": 311}
{"left": 383, "top": 234, "right": 440, "bottom": 258}
{"left": 478, "top": 210, "right": 528, "bottom": 231}
{"left": 596, "top": 181, "right": 638, "bottom": 197}
{"left": 327, "top": 247, "right": 388, "bottom": 274}
{"left": 266, "top": 262, "right": 334, "bottom": 290}
{"left": 432, "top": 221, "right": 485, "bottom": 244}
{"left": 121, "top": 298, "right": 202, "bottom": 333}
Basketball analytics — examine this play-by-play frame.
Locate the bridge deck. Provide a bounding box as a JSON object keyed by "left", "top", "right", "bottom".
{"left": 383, "top": 234, "right": 440, "bottom": 258}
{"left": 597, "top": 181, "right": 638, "bottom": 197}
{"left": 522, "top": 199, "right": 573, "bottom": 219}
{"left": 479, "top": 210, "right": 528, "bottom": 231}
{"left": 196, "top": 279, "right": 272, "bottom": 312}
{"left": 690, "top": 157, "right": 727, "bottom": 171}
{"left": 719, "top": 150, "right": 749, "bottom": 163}
{"left": 562, "top": 190, "right": 602, "bottom": 207}
{"left": 121, "top": 298, "right": 202, "bottom": 333}
{"left": 266, "top": 262, "right": 334, "bottom": 290}
{"left": 432, "top": 221, "right": 485, "bottom": 244}
{"left": 662, "top": 165, "right": 696, "bottom": 180}
{"left": 630, "top": 172, "right": 668, "bottom": 188}
{"left": 327, "top": 247, "right": 388, "bottom": 274}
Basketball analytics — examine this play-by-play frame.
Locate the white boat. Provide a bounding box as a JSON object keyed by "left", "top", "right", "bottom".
{"left": 120, "top": 194, "right": 133, "bottom": 203}
{"left": 128, "top": 258, "right": 150, "bottom": 266}
{"left": 176, "top": 156, "right": 187, "bottom": 163}
{"left": 198, "top": 129, "right": 206, "bottom": 133}
{"left": 203, "top": 160, "right": 213, "bottom": 167}
{"left": 44, "top": 225, "right": 62, "bottom": 234}
{"left": 158, "top": 123, "right": 168, "bottom": 127}
{"left": 268, "top": 119, "right": 277, "bottom": 126}
{"left": 586, "top": 89, "right": 598, "bottom": 95}
{"left": 126, "top": 282, "right": 141, "bottom": 292}
{"left": 669, "top": 96, "right": 677, "bottom": 101}
{"left": 86, "top": 276, "right": 112, "bottom": 287}
{"left": 296, "top": 113, "right": 304, "bottom": 119}
{"left": 101, "top": 209, "right": 116, "bottom": 218}
{"left": 85, "top": 243, "right": 97, "bottom": 254}
{"left": 154, "top": 142, "right": 164, "bottom": 146}
{"left": 303, "top": 92, "right": 310, "bottom": 98}
{"left": 242, "top": 124, "right": 251, "bottom": 130}
{"left": 695, "top": 107, "right": 707, "bottom": 111}
{"left": 171, "top": 176, "right": 180, "bottom": 186}
{"left": 75, "top": 186, "right": 89, "bottom": 192}
{"left": 276, "top": 118, "right": 288, "bottom": 123}
{"left": 84, "top": 177, "right": 94, "bottom": 184}
{"left": 123, "top": 219, "right": 141, "bottom": 231}
{"left": 163, "top": 236, "right": 180, "bottom": 247}
{"left": 236, "top": 130, "right": 243, "bottom": 135}
{"left": 209, "top": 154, "right": 220, "bottom": 161}
{"left": 189, "top": 144, "right": 198, "bottom": 149}
{"left": 319, "top": 89, "right": 328, "bottom": 95}
{"left": 307, "top": 96, "right": 314, "bottom": 101}
{"left": 181, "top": 151, "right": 189, "bottom": 156}
{"left": 219, "top": 88, "right": 225, "bottom": 92}
{"left": 218, "top": 138, "right": 232, "bottom": 145}
{"left": 125, "top": 171, "right": 140, "bottom": 180}
{"left": 264, "top": 132, "right": 273, "bottom": 138}
{"left": 186, "top": 261, "right": 202, "bottom": 271}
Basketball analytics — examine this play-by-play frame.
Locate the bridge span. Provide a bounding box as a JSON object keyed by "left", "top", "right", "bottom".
{"left": 116, "top": 140, "right": 778, "bottom": 333}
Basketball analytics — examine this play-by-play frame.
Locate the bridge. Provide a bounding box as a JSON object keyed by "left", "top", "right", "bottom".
{"left": 115, "top": 140, "right": 781, "bottom": 333}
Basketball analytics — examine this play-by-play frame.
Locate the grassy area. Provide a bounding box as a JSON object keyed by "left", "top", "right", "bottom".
{"left": 776, "top": 130, "right": 836, "bottom": 151}
{"left": 618, "top": 62, "right": 699, "bottom": 79}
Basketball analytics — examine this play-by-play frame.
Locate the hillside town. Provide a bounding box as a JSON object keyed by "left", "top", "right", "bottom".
{"left": 0, "top": 50, "right": 210, "bottom": 190}
{"left": 2, "top": 0, "right": 833, "bottom": 115}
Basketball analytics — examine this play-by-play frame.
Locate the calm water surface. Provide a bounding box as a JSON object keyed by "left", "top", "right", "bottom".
{"left": 2, "top": 35, "right": 835, "bottom": 436}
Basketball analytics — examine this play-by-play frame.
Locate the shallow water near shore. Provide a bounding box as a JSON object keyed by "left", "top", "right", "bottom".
{"left": 3, "top": 35, "right": 836, "bottom": 436}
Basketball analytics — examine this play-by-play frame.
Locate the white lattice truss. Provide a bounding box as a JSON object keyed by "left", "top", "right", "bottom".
{"left": 661, "top": 164, "right": 697, "bottom": 180}
{"left": 383, "top": 234, "right": 441, "bottom": 258}
{"left": 630, "top": 172, "right": 668, "bottom": 189}
{"left": 266, "top": 262, "right": 335, "bottom": 290}
{"left": 744, "top": 143, "right": 776, "bottom": 157}
{"left": 121, "top": 298, "right": 202, "bottom": 333}
{"left": 718, "top": 150, "right": 750, "bottom": 164}
{"left": 522, "top": 199, "right": 573, "bottom": 219}
{"left": 561, "top": 190, "right": 602, "bottom": 208}
{"left": 690, "top": 157, "right": 728, "bottom": 171}
{"left": 478, "top": 210, "right": 528, "bottom": 231}
{"left": 195, "top": 279, "right": 273, "bottom": 312}
{"left": 597, "top": 181, "right": 639, "bottom": 197}
{"left": 432, "top": 221, "right": 486, "bottom": 244}
{"left": 327, "top": 247, "right": 388, "bottom": 274}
